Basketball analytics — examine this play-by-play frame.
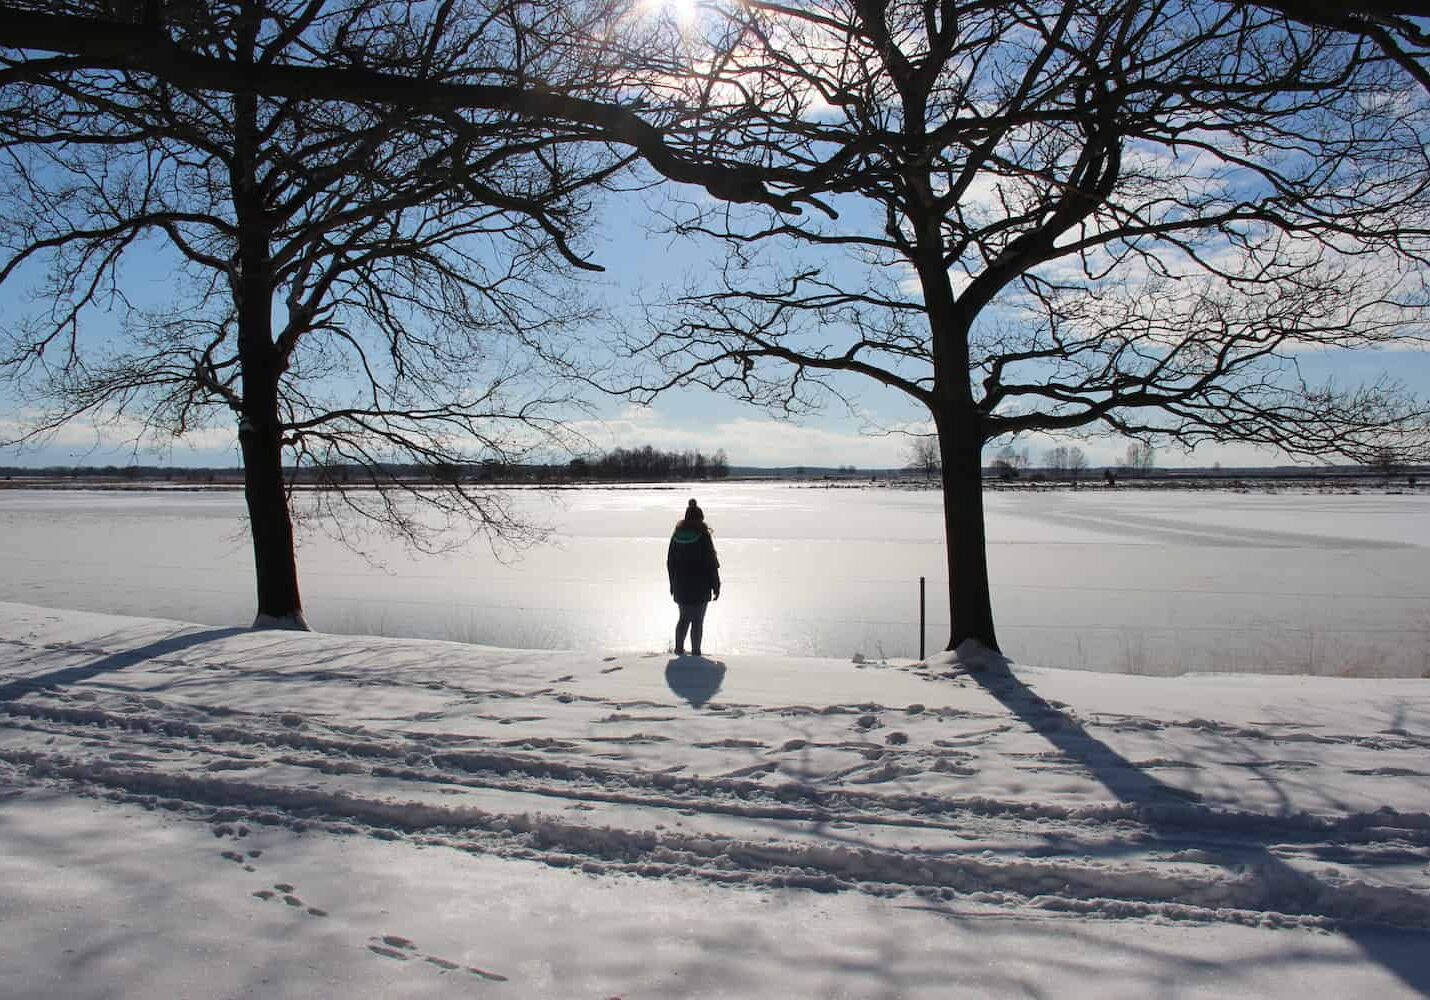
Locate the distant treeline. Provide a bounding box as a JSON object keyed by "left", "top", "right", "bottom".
{"left": 568, "top": 446, "right": 730, "bottom": 481}
{"left": 0, "top": 464, "right": 242, "bottom": 483}
{"left": 0, "top": 445, "right": 732, "bottom": 486}
{"left": 4, "top": 455, "right": 1425, "bottom": 487}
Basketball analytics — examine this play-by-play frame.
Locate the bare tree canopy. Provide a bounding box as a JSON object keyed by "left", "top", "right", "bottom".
{"left": 1045, "top": 443, "right": 1088, "bottom": 479}
{"left": 1123, "top": 442, "right": 1157, "bottom": 476}
{"left": 0, "top": 0, "right": 821, "bottom": 212}
{"left": 606, "top": 0, "right": 1430, "bottom": 651}
{"left": 3, "top": 1, "right": 1429, "bottom": 96}
{"left": 0, "top": 0, "right": 640, "bottom": 626}
{"left": 1255, "top": 1, "right": 1430, "bottom": 87}
{"left": 905, "top": 434, "right": 940, "bottom": 478}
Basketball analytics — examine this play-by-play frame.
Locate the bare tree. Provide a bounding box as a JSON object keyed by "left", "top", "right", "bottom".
{"left": 1370, "top": 444, "right": 1401, "bottom": 483}
{"left": 905, "top": 435, "right": 940, "bottom": 480}
{"left": 1046, "top": 443, "right": 1089, "bottom": 482}
{"left": 0, "top": 0, "right": 631, "bottom": 627}
{"left": 6, "top": 2, "right": 1430, "bottom": 654}
{"left": 991, "top": 445, "right": 1030, "bottom": 482}
{"left": 609, "top": 1, "right": 1430, "bottom": 652}
{"left": 991, "top": 448, "right": 1019, "bottom": 482}
{"left": 1124, "top": 442, "right": 1157, "bottom": 477}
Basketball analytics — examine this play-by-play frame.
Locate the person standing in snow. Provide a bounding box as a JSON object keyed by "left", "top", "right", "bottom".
{"left": 667, "top": 498, "right": 721, "bottom": 657}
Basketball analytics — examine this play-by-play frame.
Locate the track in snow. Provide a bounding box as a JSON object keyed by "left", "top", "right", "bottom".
{"left": 3, "top": 651, "right": 1430, "bottom": 935}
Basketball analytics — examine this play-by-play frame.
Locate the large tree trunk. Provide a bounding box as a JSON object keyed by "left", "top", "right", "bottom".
{"left": 232, "top": 85, "right": 307, "bottom": 631}
{"left": 915, "top": 188, "right": 1000, "bottom": 653}
{"left": 934, "top": 407, "right": 999, "bottom": 653}
{"left": 237, "top": 393, "right": 306, "bottom": 630}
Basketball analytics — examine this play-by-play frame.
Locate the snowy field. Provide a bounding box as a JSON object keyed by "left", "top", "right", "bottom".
{"left": 1, "top": 601, "right": 1428, "bottom": 998}
{"left": 0, "top": 482, "right": 1427, "bottom": 675}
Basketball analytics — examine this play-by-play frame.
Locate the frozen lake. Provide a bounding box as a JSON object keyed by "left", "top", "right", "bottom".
{"left": 1, "top": 482, "right": 1426, "bottom": 675}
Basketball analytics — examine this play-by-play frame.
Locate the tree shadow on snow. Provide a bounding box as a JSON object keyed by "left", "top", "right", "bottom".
{"left": 965, "top": 656, "right": 1430, "bottom": 994}
{"left": 665, "top": 657, "right": 726, "bottom": 708}
{"left": 0, "top": 627, "right": 246, "bottom": 702}
{"left": 633, "top": 888, "right": 1414, "bottom": 1000}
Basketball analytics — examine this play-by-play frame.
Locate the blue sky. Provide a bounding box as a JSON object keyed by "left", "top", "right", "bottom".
{"left": 3, "top": 172, "right": 1428, "bottom": 472}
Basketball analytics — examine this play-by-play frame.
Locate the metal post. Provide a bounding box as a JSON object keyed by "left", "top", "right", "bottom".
{"left": 919, "top": 576, "right": 926, "bottom": 660}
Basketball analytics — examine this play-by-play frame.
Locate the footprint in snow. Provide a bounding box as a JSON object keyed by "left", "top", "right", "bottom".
{"left": 219, "top": 846, "right": 261, "bottom": 872}
{"left": 718, "top": 761, "right": 778, "bottom": 779}
{"left": 600, "top": 665, "right": 624, "bottom": 674}
{"left": 251, "top": 883, "right": 327, "bottom": 917}
{"left": 367, "top": 936, "right": 507, "bottom": 981}
{"left": 368, "top": 944, "right": 410, "bottom": 961}
{"left": 696, "top": 738, "right": 766, "bottom": 749}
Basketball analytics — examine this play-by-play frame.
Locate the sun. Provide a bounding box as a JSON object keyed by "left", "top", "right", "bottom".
{"left": 641, "top": 0, "right": 700, "bottom": 26}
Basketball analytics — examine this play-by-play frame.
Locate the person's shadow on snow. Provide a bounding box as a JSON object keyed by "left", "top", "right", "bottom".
{"left": 664, "top": 656, "right": 726, "bottom": 708}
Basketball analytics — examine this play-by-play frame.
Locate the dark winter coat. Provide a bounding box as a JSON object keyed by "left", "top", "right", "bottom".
{"left": 667, "top": 524, "right": 720, "bottom": 605}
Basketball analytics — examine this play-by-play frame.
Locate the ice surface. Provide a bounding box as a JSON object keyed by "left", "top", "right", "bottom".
{"left": 2, "top": 483, "right": 1426, "bottom": 674}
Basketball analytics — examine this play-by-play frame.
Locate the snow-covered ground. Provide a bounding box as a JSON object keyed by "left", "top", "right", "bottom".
{"left": 2, "top": 601, "right": 1428, "bottom": 997}
{"left": 1, "top": 483, "right": 1426, "bottom": 674}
